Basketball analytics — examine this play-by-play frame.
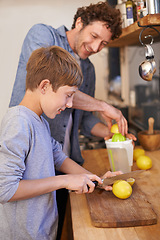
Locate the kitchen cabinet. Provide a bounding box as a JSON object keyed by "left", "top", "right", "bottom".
{"left": 108, "top": 14, "right": 160, "bottom": 47}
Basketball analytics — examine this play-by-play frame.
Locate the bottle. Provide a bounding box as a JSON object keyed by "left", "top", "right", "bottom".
{"left": 116, "top": 0, "right": 127, "bottom": 28}
{"left": 137, "top": 0, "right": 144, "bottom": 19}
{"left": 126, "top": 0, "right": 134, "bottom": 26}
{"left": 146, "top": 0, "right": 160, "bottom": 14}
{"left": 133, "top": 1, "right": 138, "bottom": 22}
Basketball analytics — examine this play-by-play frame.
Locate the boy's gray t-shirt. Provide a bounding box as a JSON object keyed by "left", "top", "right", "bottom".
{"left": 0, "top": 106, "right": 67, "bottom": 240}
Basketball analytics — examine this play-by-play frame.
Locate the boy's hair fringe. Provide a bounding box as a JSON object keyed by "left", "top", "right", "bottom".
{"left": 26, "top": 46, "right": 83, "bottom": 91}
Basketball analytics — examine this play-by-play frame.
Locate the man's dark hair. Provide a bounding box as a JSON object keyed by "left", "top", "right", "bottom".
{"left": 72, "top": 1, "right": 122, "bottom": 40}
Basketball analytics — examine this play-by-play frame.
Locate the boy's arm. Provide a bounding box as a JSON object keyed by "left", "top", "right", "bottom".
{"left": 8, "top": 158, "right": 123, "bottom": 201}
{"left": 59, "top": 158, "right": 122, "bottom": 191}
{"left": 9, "top": 174, "right": 102, "bottom": 202}
{"left": 8, "top": 176, "right": 66, "bottom": 202}
{"left": 8, "top": 158, "right": 102, "bottom": 202}
{"left": 59, "top": 157, "right": 91, "bottom": 174}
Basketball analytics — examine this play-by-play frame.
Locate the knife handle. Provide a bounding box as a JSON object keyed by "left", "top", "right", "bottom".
{"left": 87, "top": 181, "right": 98, "bottom": 190}
{"left": 92, "top": 180, "right": 98, "bottom": 187}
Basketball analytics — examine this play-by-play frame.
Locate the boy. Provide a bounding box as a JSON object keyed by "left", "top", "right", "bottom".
{"left": 0, "top": 46, "right": 120, "bottom": 240}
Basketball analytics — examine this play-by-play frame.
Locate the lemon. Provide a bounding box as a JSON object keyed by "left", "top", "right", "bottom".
{"left": 112, "top": 180, "right": 132, "bottom": 199}
{"left": 112, "top": 133, "right": 126, "bottom": 142}
{"left": 136, "top": 155, "right": 152, "bottom": 170}
{"left": 110, "top": 123, "right": 119, "bottom": 134}
{"left": 127, "top": 178, "right": 135, "bottom": 186}
{"left": 133, "top": 148, "right": 145, "bottom": 161}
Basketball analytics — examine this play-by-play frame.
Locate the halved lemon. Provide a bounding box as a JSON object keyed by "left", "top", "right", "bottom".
{"left": 112, "top": 133, "right": 126, "bottom": 142}
{"left": 110, "top": 123, "right": 119, "bottom": 134}
{"left": 127, "top": 178, "right": 135, "bottom": 186}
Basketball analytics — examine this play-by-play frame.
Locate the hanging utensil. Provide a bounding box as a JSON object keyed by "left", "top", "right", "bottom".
{"left": 139, "top": 43, "right": 156, "bottom": 81}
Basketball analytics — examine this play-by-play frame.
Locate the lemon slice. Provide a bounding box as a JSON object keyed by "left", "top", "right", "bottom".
{"left": 110, "top": 123, "right": 119, "bottom": 134}
{"left": 127, "top": 178, "right": 135, "bottom": 186}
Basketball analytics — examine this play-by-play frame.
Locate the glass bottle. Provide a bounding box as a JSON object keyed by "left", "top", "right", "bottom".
{"left": 126, "top": 0, "right": 134, "bottom": 26}
{"left": 137, "top": 0, "right": 145, "bottom": 19}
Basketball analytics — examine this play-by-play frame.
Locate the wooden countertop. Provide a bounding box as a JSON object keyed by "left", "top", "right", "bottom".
{"left": 69, "top": 148, "right": 160, "bottom": 240}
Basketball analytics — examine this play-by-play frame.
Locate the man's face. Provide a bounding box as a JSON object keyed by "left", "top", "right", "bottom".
{"left": 73, "top": 20, "right": 112, "bottom": 59}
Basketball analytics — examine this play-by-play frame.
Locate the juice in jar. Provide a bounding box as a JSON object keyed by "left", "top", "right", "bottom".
{"left": 107, "top": 148, "right": 131, "bottom": 173}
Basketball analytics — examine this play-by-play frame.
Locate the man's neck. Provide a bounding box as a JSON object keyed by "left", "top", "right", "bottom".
{"left": 66, "top": 29, "right": 76, "bottom": 54}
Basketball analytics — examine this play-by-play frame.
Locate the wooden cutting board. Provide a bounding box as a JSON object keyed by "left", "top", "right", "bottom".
{"left": 86, "top": 183, "right": 157, "bottom": 228}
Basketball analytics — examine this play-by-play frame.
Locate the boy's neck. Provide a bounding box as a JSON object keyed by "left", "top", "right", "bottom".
{"left": 19, "top": 90, "right": 42, "bottom": 117}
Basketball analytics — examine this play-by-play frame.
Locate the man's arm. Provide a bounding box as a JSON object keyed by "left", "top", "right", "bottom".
{"left": 90, "top": 122, "right": 111, "bottom": 139}
{"left": 73, "top": 90, "right": 128, "bottom": 135}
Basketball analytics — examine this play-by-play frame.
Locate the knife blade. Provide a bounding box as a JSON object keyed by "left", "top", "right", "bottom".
{"left": 93, "top": 170, "right": 145, "bottom": 188}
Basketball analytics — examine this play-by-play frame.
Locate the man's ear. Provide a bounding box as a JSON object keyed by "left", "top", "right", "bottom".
{"left": 75, "top": 17, "right": 83, "bottom": 30}
{"left": 39, "top": 79, "right": 50, "bottom": 94}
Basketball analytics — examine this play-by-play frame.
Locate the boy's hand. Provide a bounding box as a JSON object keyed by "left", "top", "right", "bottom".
{"left": 65, "top": 174, "right": 102, "bottom": 194}
{"left": 101, "top": 171, "right": 123, "bottom": 191}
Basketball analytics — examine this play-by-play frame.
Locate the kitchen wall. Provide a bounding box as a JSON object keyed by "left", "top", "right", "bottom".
{"left": 0, "top": 0, "right": 108, "bottom": 124}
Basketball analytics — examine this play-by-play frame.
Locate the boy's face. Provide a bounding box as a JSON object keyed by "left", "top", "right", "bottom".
{"left": 41, "top": 84, "right": 77, "bottom": 119}
{"left": 73, "top": 20, "right": 112, "bottom": 59}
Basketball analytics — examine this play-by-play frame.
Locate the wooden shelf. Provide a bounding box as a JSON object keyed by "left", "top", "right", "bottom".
{"left": 108, "top": 14, "right": 160, "bottom": 47}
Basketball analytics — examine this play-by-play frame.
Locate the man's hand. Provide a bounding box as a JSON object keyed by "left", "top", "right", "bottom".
{"left": 100, "top": 102, "right": 128, "bottom": 136}
{"left": 73, "top": 91, "right": 128, "bottom": 136}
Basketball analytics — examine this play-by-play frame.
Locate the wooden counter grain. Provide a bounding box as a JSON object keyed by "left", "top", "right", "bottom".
{"left": 69, "top": 148, "right": 160, "bottom": 240}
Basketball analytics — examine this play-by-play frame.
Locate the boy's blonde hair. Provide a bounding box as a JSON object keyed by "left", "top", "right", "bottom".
{"left": 26, "top": 46, "right": 83, "bottom": 91}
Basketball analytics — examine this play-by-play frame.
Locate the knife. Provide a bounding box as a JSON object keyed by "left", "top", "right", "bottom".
{"left": 92, "top": 170, "right": 145, "bottom": 188}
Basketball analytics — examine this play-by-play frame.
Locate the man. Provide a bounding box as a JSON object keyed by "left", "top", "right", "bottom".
{"left": 9, "top": 2, "right": 130, "bottom": 165}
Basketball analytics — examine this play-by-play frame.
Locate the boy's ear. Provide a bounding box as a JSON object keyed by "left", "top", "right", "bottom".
{"left": 75, "top": 17, "right": 83, "bottom": 30}
{"left": 39, "top": 79, "right": 50, "bottom": 94}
